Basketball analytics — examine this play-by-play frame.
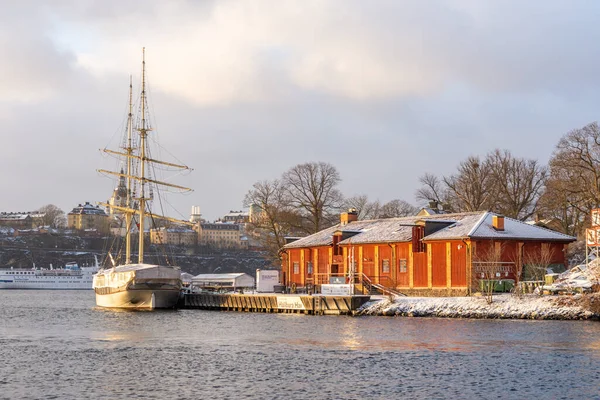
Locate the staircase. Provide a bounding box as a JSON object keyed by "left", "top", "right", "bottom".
{"left": 359, "top": 274, "right": 406, "bottom": 297}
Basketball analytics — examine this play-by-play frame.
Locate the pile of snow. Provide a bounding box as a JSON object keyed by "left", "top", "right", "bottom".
{"left": 545, "top": 260, "right": 600, "bottom": 294}
{"left": 358, "top": 294, "right": 595, "bottom": 320}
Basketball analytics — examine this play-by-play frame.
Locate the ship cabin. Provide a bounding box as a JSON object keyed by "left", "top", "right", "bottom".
{"left": 280, "top": 210, "right": 576, "bottom": 296}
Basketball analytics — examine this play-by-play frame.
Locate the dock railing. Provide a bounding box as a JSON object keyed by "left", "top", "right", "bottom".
{"left": 306, "top": 273, "right": 402, "bottom": 295}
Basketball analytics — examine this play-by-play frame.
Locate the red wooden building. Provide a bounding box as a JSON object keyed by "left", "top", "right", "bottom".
{"left": 280, "top": 210, "right": 575, "bottom": 296}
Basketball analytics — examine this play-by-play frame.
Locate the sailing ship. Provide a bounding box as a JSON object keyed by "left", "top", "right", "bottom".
{"left": 93, "top": 48, "right": 194, "bottom": 309}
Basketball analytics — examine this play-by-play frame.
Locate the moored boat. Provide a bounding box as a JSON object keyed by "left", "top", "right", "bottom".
{"left": 94, "top": 264, "right": 181, "bottom": 308}
{"left": 93, "top": 48, "right": 193, "bottom": 309}
{"left": 0, "top": 260, "right": 99, "bottom": 290}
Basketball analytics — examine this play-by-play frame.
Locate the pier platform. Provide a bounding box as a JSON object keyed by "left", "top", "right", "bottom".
{"left": 180, "top": 293, "right": 371, "bottom": 315}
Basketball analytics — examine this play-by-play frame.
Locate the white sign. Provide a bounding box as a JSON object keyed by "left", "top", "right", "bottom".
{"left": 320, "top": 284, "right": 353, "bottom": 295}
{"left": 276, "top": 296, "right": 305, "bottom": 310}
{"left": 256, "top": 269, "right": 279, "bottom": 293}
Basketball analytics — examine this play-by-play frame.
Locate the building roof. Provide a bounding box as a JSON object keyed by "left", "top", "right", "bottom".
{"left": 283, "top": 211, "right": 575, "bottom": 249}
{"left": 192, "top": 273, "right": 250, "bottom": 280}
{"left": 0, "top": 211, "right": 43, "bottom": 220}
{"left": 152, "top": 227, "right": 196, "bottom": 233}
{"left": 223, "top": 210, "right": 249, "bottom": 217}
{"left": 69, "top": 202, "right": 108, "bottom": 216}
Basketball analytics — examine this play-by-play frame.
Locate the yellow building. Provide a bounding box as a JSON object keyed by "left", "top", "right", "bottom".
{"left": 67, "top": 202, "right": 110, "bottom": 235}
{"left": 198, "top": 222, "right": 246, "bottom": 248}
{"left": 150, "top": 227, "right": 197, "bottom": 246}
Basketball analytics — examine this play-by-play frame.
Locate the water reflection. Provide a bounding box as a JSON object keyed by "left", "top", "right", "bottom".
{"left": 1, "top": 290, "right": 600, "bottom": 399}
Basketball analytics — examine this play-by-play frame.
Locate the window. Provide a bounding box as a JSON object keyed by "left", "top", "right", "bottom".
{"left": 293, "top": 262, "right": 300, "bottom": 274}
{"left": 399, "top": 259, "right": 407, "bottom": 273}
{"left": 307, "top": 262, "right": 313, "bottom": 275}
{"left": 382, "top": 259, "right": 390, "bottom": 273}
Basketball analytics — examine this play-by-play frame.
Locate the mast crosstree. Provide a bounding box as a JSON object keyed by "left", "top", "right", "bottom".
{"left": 98, "top": 47, "right": 194, "bottom": 265}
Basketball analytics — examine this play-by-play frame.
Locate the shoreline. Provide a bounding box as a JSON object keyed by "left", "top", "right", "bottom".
{"left": 357, "top": 293, "right": 600, "bottom": 320}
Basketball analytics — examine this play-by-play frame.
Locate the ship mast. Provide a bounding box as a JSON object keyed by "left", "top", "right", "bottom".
{"left": 98, "top": 47, "right": 194, "bottom": 266}
{"left": 138, "top": 47, "right": 149, "bottom": 264}
{"left": 125, "top": 75, "right": 134, "bottom": 264}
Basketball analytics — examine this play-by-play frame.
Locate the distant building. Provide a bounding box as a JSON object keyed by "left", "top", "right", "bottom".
{"left": 108, "top": 169, "right": 128, "bottom": 215}
{"left": 150, "top": 226, "right": 197, "bottom": 246}
{"left": 526, "top": 215, "right": 564, "bottom": 233}
{"left": 416, "top": 201, "right": 449, "bottom": 217}
{"left": 191, "top": 273, "right": 255, "bottom": 290}
{"left": 67, "top": 202, "right": 110, "bottom": 235}
{"left": 0, "top": 211, "right": 44, "bottom": 229}
{"left": 198, "top": 222, "right": 247, "bottom": 249}
{"left": 190, "top": 205, "right": 203, "bottom": 223}
{"left": 222, "top": 210, "right": 249, "bottom": 224}
{"left": 248, "top": 203, "right": 266, "bottom": 223}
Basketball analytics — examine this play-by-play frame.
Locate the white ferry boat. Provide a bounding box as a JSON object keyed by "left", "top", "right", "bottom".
{"left": 0, "top": 260, "right": 99, "bottom": 290}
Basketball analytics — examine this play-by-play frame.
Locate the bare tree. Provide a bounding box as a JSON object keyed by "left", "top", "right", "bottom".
{"left": 444, "top": 156, "right": 495, "bottom": 212}
{"left": 282, "top": 162, "right": 343, "bottom": 234}
{"left": 416, "top": 173, "right": 447, "bottom": 205}
{"left": 488, "top": 149, "right": 547, "bottom": 221}
{"left": 416, "top": 150, "right": 546, "bottom": 220}
{"left": 540, "top": 122, "right": 600, "bottom": 235}
{"left": 536, "top": 176, "right": 586, "bottom": 236}
{"left": 473, "top": 241, "right": 506, "bottom": 304}
{"left": 378, "top": 199, "right": 418, "bottom": 218}
{"left": 522, "top": 243, "right": 555, "bottom": 296}
{"left": 341, "top": 195, "right": 381, "bottom": 220}
{"left": 243, "top": 180, "right": 299, "bottom": 264}
{"left": 37, "top": 204, "right": 66, "bottom": 228}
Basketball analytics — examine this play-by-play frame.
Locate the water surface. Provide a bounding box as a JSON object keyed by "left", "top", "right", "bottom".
{"left": 1, "top": 291, "right": 599, "bottom": 399}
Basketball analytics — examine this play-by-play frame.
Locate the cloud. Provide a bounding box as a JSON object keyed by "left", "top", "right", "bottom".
{"left": 46, "top": 0, "right": 600, "bottom": 106}
{"left": 2, "top": 0, "right": 600, "bottom": 221}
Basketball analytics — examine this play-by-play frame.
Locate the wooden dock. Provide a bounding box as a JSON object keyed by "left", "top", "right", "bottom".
{"left": 180, "top": 293, "right": 371, "bottom": 315}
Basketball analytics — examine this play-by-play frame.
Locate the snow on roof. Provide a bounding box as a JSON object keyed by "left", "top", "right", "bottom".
{"left": 339, "top": 222, "right": 414, "bottom": 245}
{"left": 284, "top": 211, "right": 576, "bottom": 249}
{"left": 425, "top": 212, "right": 575, "bottom": 242}
{"left": 283, "top": 212, "right": 482, "bottom": 248}
{"left": 192, "top": 273, "right": 250, "bottom": 280}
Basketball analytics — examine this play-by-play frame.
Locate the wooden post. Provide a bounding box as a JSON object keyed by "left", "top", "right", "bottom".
{"left": 427, "top": 243, "right": 433, "bottom": 288}
{"left": 287, "top": 251, "right": 292, "bottom": 287}
{"left": 300, "top": 249, "right": 305, "bottom": 286}
{"left": 314, "top": 248, "right": 319, "bottom": 283}
{"left": 358, "top": 246, "right": 363, "bottom": 276}
{"left": 467, "top": 241, "right": 474, "bottom": 293}
{"left": 446, "top": 242, "right": 452, "bottom": 288}
{"left": 328, "top": 247, "right": 333, "bottom": 281}
{"left": 343, "top": 246, "right": 348, "bottom": 276}
{"left": 408, "top": 243, "right": 414, "bottom": 288}
{"left": 391, "top": 244, "right": 397, "bottom": 287}
{"left": 374, "top": 245, "right": 380, "bottom": 284}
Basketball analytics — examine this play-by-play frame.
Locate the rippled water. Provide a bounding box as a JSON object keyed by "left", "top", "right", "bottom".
{"left": 1, "top": 291, "right": 599, "bottom": 399}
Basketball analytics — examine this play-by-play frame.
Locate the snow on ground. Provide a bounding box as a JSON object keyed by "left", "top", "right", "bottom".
{"left": 358, "top": 294, "right": 597, "bottom": 320}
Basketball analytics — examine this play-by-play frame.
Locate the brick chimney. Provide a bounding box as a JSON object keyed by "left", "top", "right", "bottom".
{"left": 492, "top": 215, "right": 505, "bottom": 231}
{"left": 340, "top": 208, "right": 358, "bottom": 226}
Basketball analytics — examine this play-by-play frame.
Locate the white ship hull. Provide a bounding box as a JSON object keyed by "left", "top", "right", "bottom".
{"left": 93, "top": 264, "right": 182, "bottom": 309}
{"left": 95, "top": 288, "right": 181, "bottom": 309}
{"left": 0, "top": 264, "right": 97, "bottom": 290}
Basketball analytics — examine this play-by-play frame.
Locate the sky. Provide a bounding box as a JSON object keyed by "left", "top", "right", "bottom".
{"left": 2, "top": 0, "right": 600, "bottom": 222}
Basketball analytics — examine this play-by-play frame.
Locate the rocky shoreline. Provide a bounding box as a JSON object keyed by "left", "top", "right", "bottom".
{"left": 357, "top": 293, "right": 600, "bottom": 320}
